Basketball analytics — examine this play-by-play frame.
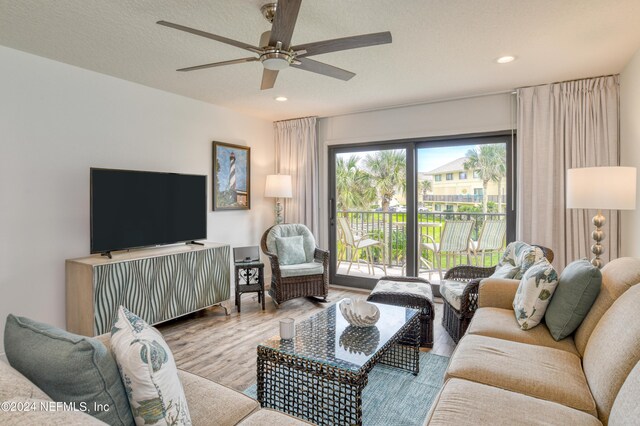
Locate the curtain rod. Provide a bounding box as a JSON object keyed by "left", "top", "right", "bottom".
{"left": 516, "top": 73, "right": 619, "bottom": 90}
{"left": 316, "top": 72, "right": 618, "bottom": 120}
{"left": 318, "top": 89, "right": 516, "bottom": 120}
{"left": 273, "top": 115, "right": 318, "bottom": 124}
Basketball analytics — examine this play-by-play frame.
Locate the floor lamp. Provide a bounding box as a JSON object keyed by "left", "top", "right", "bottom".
{"left": 265, "top": 174, "right": 292, "bottom": 225}
{"left": 566, "top": 166, "right": 636, "bottom": 268}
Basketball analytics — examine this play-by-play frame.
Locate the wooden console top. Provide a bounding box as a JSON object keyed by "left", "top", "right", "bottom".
{"left": 67, "top": 242, "right": 227, "bottom": 266}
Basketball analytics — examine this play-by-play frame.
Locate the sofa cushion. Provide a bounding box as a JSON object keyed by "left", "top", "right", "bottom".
{"left": 545, "top": 259, "right": 602, "bottom": 341}
{"left": 609, "top": 360, "right": 640, "bottom": 425}
{"left": 582, "top": 284, "right": 640, "bottom": 424}
{"left": 0, "top": 360, "right": 51, "bottom": 402}
{"left": 111, "top": 306, "right": 191, "bottom": 426}
{"left": 237, "top": 409, "right": 313, "bottom": 425}
{"left": 177, "top": 369, "right": 258, "bottom": 426}
{"left": 513, "top": 258, "right": 559, "bottom": 329}
{"left": 3, "top": 314, "right": 134, "bottom": 426}
{"left": 477, "top": 278, "right": 520, "bottom": 310}
{"left": 574, "top": 257, "right": 640, "bottom": 356}
{"left": 265, "top": 224, "right": 316, "bottom": 263}
{"left": 279, "top": 262, "right": 324, "bottom": 277}
{"left": 0, "top": 397, "right": 107, "bottom": 425}
{"left": 466, "top": 307, "right": 579, "bottom": 356}
{"left": 275, "top": 236, "right": 306, "bottom": 265}
{"left": 424, "top": 378, "right": 602, "bottom": 426}
{"left": 445, "top": 334, "right": 596, "bottom": 415}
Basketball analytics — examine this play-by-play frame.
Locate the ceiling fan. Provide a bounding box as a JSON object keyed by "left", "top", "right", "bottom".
{"left": 157, "top": 0, "right": 392, "bottom": 90}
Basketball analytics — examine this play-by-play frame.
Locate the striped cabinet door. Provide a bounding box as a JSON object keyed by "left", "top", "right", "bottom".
{"left": 92, "top": 245, "right": 230, "bottom": 335}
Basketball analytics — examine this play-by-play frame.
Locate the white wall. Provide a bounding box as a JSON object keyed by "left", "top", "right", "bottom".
{"left": 621, "top": 47, "right": 640, "bottom": 257}
{"left": 317, "top": 93, "right": 515, "bottom": 248}
{"left": 0, "top": 46, "right": 274, "bottom": 357}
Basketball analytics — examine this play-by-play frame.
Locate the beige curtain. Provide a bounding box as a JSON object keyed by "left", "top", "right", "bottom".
{"left": 517, "top": 75, "right": 620, "bottom": 269}
{"left": 274, "top": 117, "right": 320, "bottom": 236}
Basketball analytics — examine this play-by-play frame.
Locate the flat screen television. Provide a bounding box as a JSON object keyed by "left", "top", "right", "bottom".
{"left": 90, "top": 168, "right": 207, "bottom": 254}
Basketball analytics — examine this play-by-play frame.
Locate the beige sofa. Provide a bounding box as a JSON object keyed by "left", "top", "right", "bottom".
{"left": 425, "top": 257, "right": 640, "bottom": 425}
{"left": 0, "top": 334, "right": 310, "bottom": 426}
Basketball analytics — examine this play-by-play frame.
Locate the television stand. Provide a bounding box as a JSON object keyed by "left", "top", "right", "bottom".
{"left": 66, "top": 243, "right": 231, "bottom": 336}
{"left": 100, "top": 252, "right": 113, "bottom": 259}
{"left": 186, "top": 241, "right": 205, "bottom": 246}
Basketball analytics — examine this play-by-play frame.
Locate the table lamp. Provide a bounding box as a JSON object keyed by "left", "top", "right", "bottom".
{"left": 265, "top": 174, "right": 292, "bottom": 224}
{"left": 566, "top": 166, "right": 636, "bottom": 268}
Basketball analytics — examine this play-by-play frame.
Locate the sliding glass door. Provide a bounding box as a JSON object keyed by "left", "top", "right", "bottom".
{"left": 329, "top": 134, "right": 514, "bottom": 289}
{"left": 329, "top": 144, "right": 416, "bottom": 289}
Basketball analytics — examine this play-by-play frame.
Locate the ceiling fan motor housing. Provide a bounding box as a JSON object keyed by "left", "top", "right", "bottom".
{"left": 259, "top": 31, "right": 294, "bottom": 70}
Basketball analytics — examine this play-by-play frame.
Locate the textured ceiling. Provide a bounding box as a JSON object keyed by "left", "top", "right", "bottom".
{"left": 1, "top": 1, "right": 640, "bottom": 121}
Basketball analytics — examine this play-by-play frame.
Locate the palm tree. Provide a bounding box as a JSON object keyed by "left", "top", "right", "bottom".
{"left": 418, "top": 179, "right": 432, "bottom": 203}
{"left": 363, "top": 150, "right": 406, "bottom": 212}
{"left": 335, "top": 155, "right": 376, "bottom": 211}
{"left": 463, "top": 144, "right": 506, "bottom": 213}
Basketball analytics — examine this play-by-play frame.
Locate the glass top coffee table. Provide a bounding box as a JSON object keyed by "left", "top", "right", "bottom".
{"left": 256, "top": 299, "right": 420, "bottom": 426}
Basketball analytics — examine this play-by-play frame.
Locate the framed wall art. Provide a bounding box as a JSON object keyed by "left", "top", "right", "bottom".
{"left": 212, "top": 141, "right": 250, "bottom": 211}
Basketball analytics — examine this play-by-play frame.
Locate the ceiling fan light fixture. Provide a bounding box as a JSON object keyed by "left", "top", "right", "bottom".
{"left": 496, "top": 55, "right": 516, "bottom": 64}
{"left": 261, "top": 52, "right": 293, "bottom": 70}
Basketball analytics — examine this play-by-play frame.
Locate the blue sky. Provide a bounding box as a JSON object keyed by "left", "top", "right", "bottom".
{"left": 337, "top": 145, "right": 476, "bottom": 173}
{"left": 417, "top": 145, "right": 474, "bottom": 173}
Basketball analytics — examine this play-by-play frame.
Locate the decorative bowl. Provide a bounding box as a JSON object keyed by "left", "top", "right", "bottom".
{"left": 339, "top": 299, "right": 380, "bottom": 327}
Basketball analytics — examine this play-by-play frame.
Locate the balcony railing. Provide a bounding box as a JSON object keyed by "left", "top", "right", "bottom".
{"left": 422, "top": 194, "right": 506, "bottom": 203}
{"left": 337, "top": 210, "right": 506, "bottom": 270}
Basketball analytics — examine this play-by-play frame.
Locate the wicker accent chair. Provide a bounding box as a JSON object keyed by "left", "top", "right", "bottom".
{"left": 441, "top": 243, "right": 554, "bottom": 343}
{"left": 260, "top": 224, "right": 329, "bottom": 306}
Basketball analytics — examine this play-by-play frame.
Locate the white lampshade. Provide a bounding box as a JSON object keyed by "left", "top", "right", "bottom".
{"left": 265, "top": 174, "right": 292, "bottom": 198}
{"left": 566, "top": 167, "right": 637, "bottom": 210}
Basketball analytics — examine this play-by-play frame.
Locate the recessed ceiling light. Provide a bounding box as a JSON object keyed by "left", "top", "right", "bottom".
{"left": 496, "top": 55, "right": 516, "bottom": 64}
{"left": 275, "top": 96, "right": 288, "bottom": 102}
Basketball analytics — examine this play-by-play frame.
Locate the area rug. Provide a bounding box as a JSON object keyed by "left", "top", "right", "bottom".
{"left": 243, "top": 352, "right": 449, "bottom": 426}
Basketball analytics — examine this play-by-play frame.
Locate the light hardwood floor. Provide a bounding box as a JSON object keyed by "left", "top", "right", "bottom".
{"left": 158, "top": 286, "right": 456, "bottom": 392}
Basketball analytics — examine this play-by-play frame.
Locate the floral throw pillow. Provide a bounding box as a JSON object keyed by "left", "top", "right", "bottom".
{"left": 111, "top": 306, "right": 191, "bottom": 426}
{"left": 495, "top": 241, "right": 545, "bottom": 280}
{"left": 513, "top": 258, "right": 559, "bottom": 330}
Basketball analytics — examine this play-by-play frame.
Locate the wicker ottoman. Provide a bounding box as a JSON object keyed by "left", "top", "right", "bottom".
{"left": 367, "top": 276, "right": 434, "bottom": 348}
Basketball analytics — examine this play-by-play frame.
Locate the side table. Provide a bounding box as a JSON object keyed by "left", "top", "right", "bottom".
{"left": 234, "top": 261, "right": 265, "bottom": 313}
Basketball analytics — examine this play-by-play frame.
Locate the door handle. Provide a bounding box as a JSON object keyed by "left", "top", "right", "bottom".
{"left": 329, "top": 199, "right": 334, "bottom": 224}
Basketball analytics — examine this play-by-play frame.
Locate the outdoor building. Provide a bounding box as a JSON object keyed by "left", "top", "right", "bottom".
{"left": 420, "top": 157, "right": 507, "bottom": 213}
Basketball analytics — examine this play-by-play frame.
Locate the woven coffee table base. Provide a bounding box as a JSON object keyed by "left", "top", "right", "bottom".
{"left": 257, "top": 315, "right": 420, "bottom": 426}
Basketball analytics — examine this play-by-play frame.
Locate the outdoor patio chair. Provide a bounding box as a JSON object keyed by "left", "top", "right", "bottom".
{"left": 337, "top": 217, "right": 387, "bottom": 276}
{"left": 260, "top": 223, "right": 329, "bottom": 306}
{"left": 420, "top": 219, "right": 475, "bottom": 283}
{"left": 469, "top": 219, "right": 507, "bottom": 266}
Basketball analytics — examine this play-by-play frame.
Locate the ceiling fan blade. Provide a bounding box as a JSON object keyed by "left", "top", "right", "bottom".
{"left": 292, "top": 32, "right": 392, "bottom": 57}
{"left": 291, "top": 58, "right": 355, "bottom": 81}
{"left": 268, "top": 0, "right": 302, "bottom": 49}
{"left": 261, "top": 69, "right": 279, "bottom": 90}
{"left": 157, "top": 21, "right": 262, "bottom": 54}
{"left": 177, "top": 57, "right": 259, "bottom": 72}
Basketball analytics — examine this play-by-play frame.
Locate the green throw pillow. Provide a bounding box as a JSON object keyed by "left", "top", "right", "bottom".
{"left": 545, "top": 259, "right": 602, "bottom": 341}
{"left": 3, "top": 315, "right": 134, "bottom": 426}
{"left": 275, "top": 235, "right": 306, "bottom": 265}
